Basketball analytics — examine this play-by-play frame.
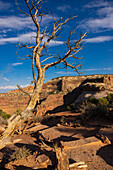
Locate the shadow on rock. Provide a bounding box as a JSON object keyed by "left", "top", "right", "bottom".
{"left": 97, "top": 144, "right": 113, "bottom": 167}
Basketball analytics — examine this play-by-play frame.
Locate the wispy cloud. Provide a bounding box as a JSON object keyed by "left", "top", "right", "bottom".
{"left": 12, "top": 63, "right": 23, "bottom": 66}
{"left": 27, "top": 77, "right": 32, "bottom": 80}
{"left": 57, "top": 4, "right": 71, "bottom": 12}
{"left": 0, "top": 16, "right": 33, "bottom": 30}
{"left": 82, "top": 67, "right": 113, "bottom": 72}
{"left": 81, "top": 0, "right": 113, "bottom": 32}
{"left": 55, "top": 71, "right": 75, "bottom": 74}
{"left": 0, "top": 84, "right": 29, "bottom": 90}
{"left": 85, "top": 36, "right": 113, "bottom": 43}
{"left": 0, "top": 32, "right": 36, "bottom": 45}
{"left": 0, "top": 15, "right": 57, "bottom": 31}
{"left": 0, "top": 1, "right": 12, "bottom": 11}
{"left": 81, "top": 14, "right": 113, "bottom": 32}
{"left": 3, "top": 77, "right": 10, "bottom": 81}
{"left": 0, "top": 31, "right": 64, "bottom": 46}
{"left": 84, "top": 0, "right": 112, "bottom": 8}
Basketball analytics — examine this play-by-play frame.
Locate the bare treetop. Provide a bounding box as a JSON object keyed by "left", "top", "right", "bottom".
{"left": 16, "top": 0, "right": 86, "bottom": 86}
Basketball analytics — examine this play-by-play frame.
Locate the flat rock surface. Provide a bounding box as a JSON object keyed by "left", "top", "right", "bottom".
{"left": 40, "top": 125, "right": 98, "bottom": 141}
{"left": 61, "top": 136, "right": 102, "bottom": 150}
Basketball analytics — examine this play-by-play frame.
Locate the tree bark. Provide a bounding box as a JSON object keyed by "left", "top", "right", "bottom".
{"left": 0, "top": 74, "right": 45, "bottom": 149}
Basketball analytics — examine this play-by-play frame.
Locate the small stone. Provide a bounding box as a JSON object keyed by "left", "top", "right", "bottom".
{"left": 36, "top": 154, "right": 52, "bottom": 168}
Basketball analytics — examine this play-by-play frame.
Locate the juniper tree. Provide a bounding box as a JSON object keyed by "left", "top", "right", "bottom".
{"left": 0, "top": 0, "right": 86, "bottom": 149}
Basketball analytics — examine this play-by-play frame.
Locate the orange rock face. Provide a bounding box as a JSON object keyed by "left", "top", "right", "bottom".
{"left": 0, "top": 74, "right": 113, "bottom": 115}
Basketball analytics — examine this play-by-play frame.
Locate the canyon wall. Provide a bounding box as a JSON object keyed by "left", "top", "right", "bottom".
{"left": 0, "top": 74, "right": 113, "bottom": 114}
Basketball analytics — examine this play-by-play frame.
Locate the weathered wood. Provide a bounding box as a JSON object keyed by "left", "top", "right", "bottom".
{"left": 0, "top": 71, "right": 45, "bottom": 148}
{"left": 0, "top": 0, "right": 86, "bottom": 150}
{"left": 69, "top": 162, "right": 87, "bottom": 169}
{"left": 55, "top": 147, "right": 69, "bottom": 170}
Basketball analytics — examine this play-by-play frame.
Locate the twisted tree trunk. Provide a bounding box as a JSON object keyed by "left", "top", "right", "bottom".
{"left": 0, "top": 74, "right": 45, "bottom": 149}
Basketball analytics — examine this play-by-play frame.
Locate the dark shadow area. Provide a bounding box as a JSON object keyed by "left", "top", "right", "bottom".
{"left": 53, "top": 135, "right": 79, "bottom": 143}
{"left": 47, "top": 86, "right": 81, "bottom": 115}
{"left": 81, "top": 77, "right": 104, "bottom": 84}
{"left": 0, "top": 147, "right": 15, "bottom": 169}
{"left": 41, "top": 114, "right": 83, "bottom": 127}
{"left": 97, "top": 144, "right": 113, "bottom": 167}
{"left": 12, "top": 165, "right": 55, "bottom": 170}
{"left": 45, "top": 77, "right": 105, "bottom": 115}
{"left": 56, "top": 127, "right": 100, "bottom": 138}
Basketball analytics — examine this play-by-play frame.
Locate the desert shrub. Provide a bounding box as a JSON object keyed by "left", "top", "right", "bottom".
{"left": 9, "top": 146, "right": 32, "bottom": 161}
{"left": 70, "top": 103, "right": 76, "bottom": 109}
{"left": 87, "top": 97, "right": 98, "bottom": 104}
{"left": 79, "top": 96, "right": 110, "bottom": 122}
{"left": 66, "top": 103, "right": 76, "bottom": 111}
{"left": 98, "top": 97, "right": 109, "bottom": 106}
{"left": 79, "top": 102, "right": 96, "bottom": 112}
{"left": 106, "top": 93, "right": 113, "bottom": 102}
{"left": 0, "top": 109, "right": 11, "bottom": 119}
{"left": 90, "top": 105, "right": 108, "bottom": 117}
{"left": 14, "top": 108, "right": 22, "bottom": 115}
{"left": 81, "top": 104, "right": 109, "bottom": 123}
{"left": 60, "top": 116, "right": 66, "bottom": 125}
{"left": 66, "top": 105, "right": 71, "bottom": 111}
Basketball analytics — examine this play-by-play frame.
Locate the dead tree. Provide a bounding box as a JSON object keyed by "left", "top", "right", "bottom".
{"left": 0, "top": 0, "right": 86, "bottom": 149}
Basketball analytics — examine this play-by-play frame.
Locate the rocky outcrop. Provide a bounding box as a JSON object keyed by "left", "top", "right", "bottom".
{"left": 0, "top": 74, "right": 113, "bottom": 115}
{"left": 9, "top": 74, "right": 113, "bottom": 94}
{"left": 36, "top": 94, "right": 64, "bottom": 116}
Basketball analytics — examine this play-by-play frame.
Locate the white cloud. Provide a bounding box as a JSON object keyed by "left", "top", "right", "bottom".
{"left": 0, "top": 84, "right": 29, "bottom": 90}
{"left": 85, "top": 36, "right": 113, "bottom": 43}
{"left": 0, "top": 1, "right": 11, "bottom": 11}
{"left": 0, "top": 31, "right": 64, "bottom": 46}
{"left": 57, "top": 4, "right": 71, "bottom": 12}
{"left": 82, "top": 67, "right": 113, "bottom": 72}
{"left": 3, "top": 77, "right": 10, "bottom": 81}
{"left": 81, "top": 0, "right": 113, "bottom": 32}
{"left": 27, "top": 77, "right": 32, "bottom": 79}
{"left": 0, "top": 15, "right": 57, "bottom": 31}
{"left": 56, "top": 71, "right": 75, "bottom": 74}
{"left": 82, "top": 14, "right": 113, "bottom": 32}
{"left": 0, "top": 16, "right": 33, "bottom": 30}
{"left": 0, "top": 32, "right": 36, "bottom": 45}
{"left": 12, "top": 63, "right": 23, "bottom": 66}
{"left": 84, "top": 0, "right": 112, "bottom": 8}
{"left": 97, "top": 7, "right": 113, "bottom": 16}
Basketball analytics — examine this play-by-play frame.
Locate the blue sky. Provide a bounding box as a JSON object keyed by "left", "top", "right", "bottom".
{"left": 0, "top": 0, "right": 113, "bottom": 93}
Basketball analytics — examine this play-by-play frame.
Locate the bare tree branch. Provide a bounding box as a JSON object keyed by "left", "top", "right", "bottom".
{"left": 44, "top": 32, "right": 86, "bottom": 70}
{"left": 17, "top": 85, "right": 32, "bottom": 97}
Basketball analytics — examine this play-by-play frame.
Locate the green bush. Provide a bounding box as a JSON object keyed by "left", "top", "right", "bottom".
{"left": 106, "top": 93, "right": 113, "bottom": 102}
{"left": 66, "top": 105, "right": 71, "bottom": 111}
{"left": 98, "top": 97, "right": 109, "bottom": 106}
{"left": 79, "top": 96, "right": 111, "bottom": 122}
{"left": 87, "top": 97, "right": 98, "bottom": 104}
{"left": 0, "top": 109, "right": 11, "bottom": 119}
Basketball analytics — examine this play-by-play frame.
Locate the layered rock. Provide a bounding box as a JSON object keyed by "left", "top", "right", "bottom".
{"left": 0, "top": 74, "right": 113, "bottom": 115}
